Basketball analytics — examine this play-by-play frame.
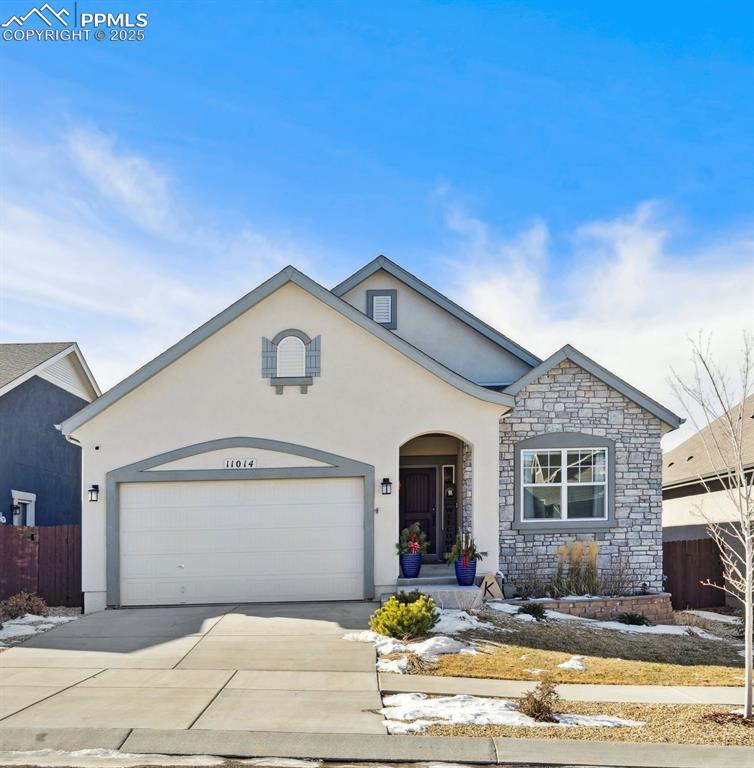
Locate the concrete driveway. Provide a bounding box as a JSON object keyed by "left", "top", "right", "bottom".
{"left": 0, "top": 602, "right": 385, "bottom": 735}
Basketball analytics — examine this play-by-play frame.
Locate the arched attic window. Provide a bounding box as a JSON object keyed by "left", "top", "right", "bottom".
{"left": 276, "top": 335, "right": 306, "bottom": 377}
{"left": 261, "top": 328, "right": 320, "bottom": 394}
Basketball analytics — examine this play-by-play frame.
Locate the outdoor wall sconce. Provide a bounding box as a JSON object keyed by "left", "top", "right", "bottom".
{"left": 88, "top": 484, "right": 100, "bottom": 502}
{"left": 381, "top": 477, "right": 392, "bottom": 495}
{"left": 9, "top": 503, "right": 20, "bottom": 517}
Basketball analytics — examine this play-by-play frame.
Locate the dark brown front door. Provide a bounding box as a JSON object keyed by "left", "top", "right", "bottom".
{"left": 399, "top": 467, "right": 437, "bottom": 555}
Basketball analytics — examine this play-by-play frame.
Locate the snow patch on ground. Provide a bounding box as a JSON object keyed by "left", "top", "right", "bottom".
{"left": 523, "top": 668, "right": 546, "bottom": 675}
{"left": 431, "top": 609, "right": 492, "bottom": 635}
{"left": 344, "top": 628, "right": 476, "bottom": 666}
{"left": 407, "top": 636, "right": 478, "bottom": 661}
{"left": 0, "top": 624, "right": 38, "bottom": 640}
{"left": 342, "top": 630, "right": 405, "bottom": 655}
{"left": 557, "top": 655, "right": 587, "bottom": 671}
{"left": 380, "top": 693, "right": 643, "bottom": 733}
{"left": 487, "top": 602, "right": 521, "bottom": 615}
{"left": 11, "top": 613, "right": 77, "bottom": 625}
{"left": 683, "top": 610, "right": 740, "bottom": 625}
{"left": 487, "top": 601, "right": 724, "bottom": 639}
{"left": 0, "top": 749, "right": 235, "bottom": 768}
{"left": 0, "top": 613, "right": 79, "bottom": 643}
{"left": 377, "top": 656, "right": 409, "bottom": 673}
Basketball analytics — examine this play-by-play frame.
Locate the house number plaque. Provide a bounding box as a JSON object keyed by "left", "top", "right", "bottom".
{"left": 224, "top": 458, "right": 256, "bottom": 469}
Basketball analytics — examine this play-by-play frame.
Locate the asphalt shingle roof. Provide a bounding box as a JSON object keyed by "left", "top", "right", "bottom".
{"left": 663, "top": 393, "right": 754, "bottom": 487}
{"left": 0, "top": 342, "right": 73, "bottom": 390}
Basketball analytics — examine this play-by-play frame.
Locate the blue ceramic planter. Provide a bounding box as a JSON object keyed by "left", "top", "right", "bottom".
{"left": 399, "top": 553, "right": 422, "bottom": 578}
{"left": 454, "top": 559, "right": 477, "bottom": 586}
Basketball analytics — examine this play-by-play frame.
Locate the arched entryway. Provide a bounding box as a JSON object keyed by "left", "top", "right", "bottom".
{"left": 399, "top": 433, "right": 471, "bottom": 560}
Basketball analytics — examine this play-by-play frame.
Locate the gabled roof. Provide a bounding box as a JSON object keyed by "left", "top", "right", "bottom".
{"left": 331, "top": 255, "right": 541, "bottom": 368}
{"left": 60, "top": 266, "right": 514, "bottom": 435}
{"left": 0, "top": 342, "right": 100, "bottom": 400}
{"left": 663, "top": 393, "right": 754, "bottom": 488}
{"left": 504, "top": 344, "right": 683, "bottom": 430}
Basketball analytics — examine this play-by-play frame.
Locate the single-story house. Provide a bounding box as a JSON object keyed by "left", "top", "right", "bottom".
{"left": 0, "top": 343, "right": 100, "bottom": 527}
{"left": 662, "top": 394, "right": 752, "bottom": 608}
{"left": 60, "top": 257, "right": 681, "bottom": 613}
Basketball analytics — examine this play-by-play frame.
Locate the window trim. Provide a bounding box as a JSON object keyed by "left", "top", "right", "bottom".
{"left": 263, "top": 329, "right": 320, "bottom": 394}
{"left": 366, "top": 289, "right": 397, "bottom": 329}
{"left": 11, "top": 489, "right": 36, "bottom": 526}
{"left": 521, "top": 447, "right": 608, "bottom": 523}
{"left": 512, "top": 432, "right": 615, "bottom": 532}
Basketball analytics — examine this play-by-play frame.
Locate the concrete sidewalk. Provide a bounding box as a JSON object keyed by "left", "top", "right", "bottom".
{"left": 0, "top": 727, "right": 749, "bottom": 768}
{"left": 380, "top": 672, "right": 749, "bottom": 706}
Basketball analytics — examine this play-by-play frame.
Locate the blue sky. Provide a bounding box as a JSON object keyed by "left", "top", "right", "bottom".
{"left": 1, "top": 1, "right": 752, "bottom": 444}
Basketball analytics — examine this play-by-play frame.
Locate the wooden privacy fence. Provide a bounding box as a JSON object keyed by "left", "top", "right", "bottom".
{"left": 663, "top": 538, "right": 725, "bottom": 610}
{"left": 0, "top": 525, "right": 82, "bottom": 607}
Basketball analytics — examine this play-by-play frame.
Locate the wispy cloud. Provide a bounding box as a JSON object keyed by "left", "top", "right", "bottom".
{"left": 444, "top": 201, "right": 754, "bottom": 447}
{"left": 66, "top": 128, "right": 174, "bottom": 236}
{"left": 0, "top": 123, "right": 325, "bottom": 389}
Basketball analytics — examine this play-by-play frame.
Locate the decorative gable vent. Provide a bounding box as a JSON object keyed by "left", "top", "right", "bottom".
{"left": 372, "top": 294, "right": 392, "bottom": 324}
{"left": 367, "top": 289, "right": 397, "bottom": 329}
{"left": 262, "top": 329, "right": 321, "bottom": 394}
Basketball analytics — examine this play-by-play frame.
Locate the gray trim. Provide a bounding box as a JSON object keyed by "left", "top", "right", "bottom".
{"left": 261, "top": 337, "right": 276, "bottom": 378}
{"left": 662, "top": 523, "right": 709, "bottom": 542}
{"left": 105, "top": 437, "right": 375, "bottom": 607}
{"left": 61, "top": 267, "right": 513, "bottom": 435}
{"left": 270, "top": 376, "right": 313, "bottom": 394}
{"left": 511, "top": 432, "right": 616, "bottom": 532}
{"left": 400, "top": 454, "right": 458, "bottom": 467}
{"left": 271, "top": 329, "right": 312, "bottom": 345}
{"left": 504, "top": 344, "right": 682, "bottom": 430}
{"left": 366, "top": 289, "right": 397, "bottom": 330}
{"left": 264, "top": 330, "right": 320, "bottom": 389}
{"left": 332, "top": 255, "right": 540, "bottom": 367}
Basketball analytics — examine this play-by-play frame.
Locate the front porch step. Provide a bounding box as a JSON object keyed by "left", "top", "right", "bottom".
{"left": 396, "top": 575, "right": 458, "bottom": 587}
{"left": 388, "top": 583, "right": 483, "bottom": 610}
{"left": 396, "top": 563, "right": 456, "bottom": 588}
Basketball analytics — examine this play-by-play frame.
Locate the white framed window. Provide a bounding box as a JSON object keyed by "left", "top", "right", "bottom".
{"left": 521, "top": 448, "right": 607, "bottom": 521}
{"left": 10, "top": 490, "right": 36, "bottom": 527}
{"left": 276, "top": 336, "right": 306, "bottom": 377}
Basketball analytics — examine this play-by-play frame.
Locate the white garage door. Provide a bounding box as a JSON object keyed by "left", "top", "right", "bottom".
{"left": 119, "top": 477, "right": 364, "bottom": 606}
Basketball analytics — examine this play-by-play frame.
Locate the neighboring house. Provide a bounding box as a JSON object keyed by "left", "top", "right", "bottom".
{"left": 662, "top": 394, "right": 753, "bottom": 607}
{"left": 0, "top": 343, "right": 100, "bottom": 527}
{"left": 59, "top": 257, "right": 681, "bottom": 613}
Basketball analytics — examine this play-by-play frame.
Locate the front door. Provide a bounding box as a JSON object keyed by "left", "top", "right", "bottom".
{"left": 399, "top": 467, "right": 437, "bottom": 555}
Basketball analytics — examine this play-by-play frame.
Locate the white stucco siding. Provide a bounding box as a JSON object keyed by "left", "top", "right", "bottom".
{"left": 72, "top": 282, "right": 504, "bottom": 606}
{"left": 340, "top": 269, "right": 532, "bottom": 385}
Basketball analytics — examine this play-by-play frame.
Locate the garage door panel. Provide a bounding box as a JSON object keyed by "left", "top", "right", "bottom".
{"left": 120, "top": 502, "right": 361, "bottom": 532}
{"left": 121, "top": 525, "right": 363, "bottom": 558}
{"left": 119, "top": 477, "right": 365, "bottom": 605}
{"left": 122, "top": 548, "right": 363, "bottom": 580}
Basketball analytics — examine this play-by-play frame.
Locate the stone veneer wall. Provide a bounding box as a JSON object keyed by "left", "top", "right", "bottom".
{"left": 531, "top": 593, "right": 674, "bottom": 624}
{"left": 462, "top": 442, "right": 473, "bottom": 533}
{"left": 499, "top": 360, "right": 664, "bottom": 592}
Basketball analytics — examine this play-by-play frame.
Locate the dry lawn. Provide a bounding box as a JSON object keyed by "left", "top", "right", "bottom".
{"left": 423, "top": 702, "right": 754, "bottom": 747}
{"left": 434, "top": 642, "right": 745, "bottom": 685}
{"left": 426, "top": 608, "right": 746, "bottom": 686}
